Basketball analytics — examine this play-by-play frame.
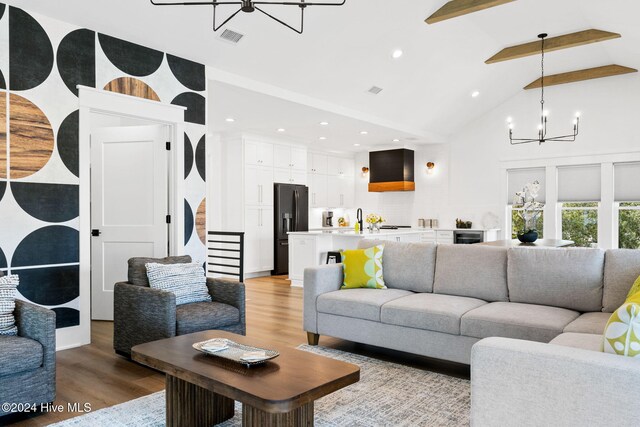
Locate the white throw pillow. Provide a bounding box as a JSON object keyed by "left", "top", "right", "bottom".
{"left": 145, "top": 262, "right": 211, "bottom": 306}
{"left": 0, "top": 274, "right": 19, "bottom": 336}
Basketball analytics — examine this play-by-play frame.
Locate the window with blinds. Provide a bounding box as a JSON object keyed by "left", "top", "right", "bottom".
{"left": 615, "top": 162, "right": 640, "bottom": 249}
{"left": 506, "top": 168, "right": 546, "bottom": 204}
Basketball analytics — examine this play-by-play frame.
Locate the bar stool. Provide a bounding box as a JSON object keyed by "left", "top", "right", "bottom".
{"left": 326, "top": 251, "right": 342, "bottom": 264}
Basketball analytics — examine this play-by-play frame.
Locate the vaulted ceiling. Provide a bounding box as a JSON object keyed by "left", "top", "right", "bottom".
{"left": 12, "top": 0, "right": 640, "bottom": 140}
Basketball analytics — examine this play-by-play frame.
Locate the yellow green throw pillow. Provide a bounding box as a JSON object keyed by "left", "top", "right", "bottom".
{"left": 340, "top": 245, "right": 386, "bottom": 289}
{"left": 603, "top": 302, "right": 640, "bottom": 357}
{"left": 625, "top": 275, "right": 640, "bottom": 301}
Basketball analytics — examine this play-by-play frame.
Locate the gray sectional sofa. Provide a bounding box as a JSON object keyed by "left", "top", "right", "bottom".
{"left": 303, "top": 241, "right": 640, "bottom": 364}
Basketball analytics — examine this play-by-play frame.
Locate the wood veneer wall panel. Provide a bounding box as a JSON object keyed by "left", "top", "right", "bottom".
{"left": 0, "top": 91, "right": 6, "bottom": 179}
{"left": 104, "top": 77, "right": 161, "bottom": 102}
{"left": 9, "top": 93, "right": 54, "bottom": 179}
{"left": 196, "top": 198, "right": 206, "bottom": 245}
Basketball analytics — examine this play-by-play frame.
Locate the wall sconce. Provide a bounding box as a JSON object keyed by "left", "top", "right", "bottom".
{"left": 426, "top": 162, "right": 436, "bottom": 175}
{"left": 361, "top": 166, "right": 370, "bottom": 177}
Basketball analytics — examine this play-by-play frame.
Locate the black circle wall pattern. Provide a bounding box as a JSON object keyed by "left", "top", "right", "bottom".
{"left": 57, "top": 29, "right": 96, "bottom": 96}
{"left": 167, "top": 54, "right": 206, "bottom": 92}
{"left": 0, "top": 246, "right": 7, "bottom": 270}
{"left": 58, "top": 110, "right": 79, "bottom": 177}
{"left": 0, "top": 180, "right": 5, "bottom": 204}
{"left": 12, "top": 225, "right": 79, "bottom": 267}
{"left": 171, "top": 92, "right": 206, "bottom": 125}
{"left": 184, "top": 133, "right": 194, "bottom": 179}
{"left": 184, "top": 199, "right": 194, "bottom": 246}
{"left": 9, "top": 7, "right": 54, "bottom": 91}
{"left": 12, "top": 182, "right": 79, "bottom": 223}
{"left": 52, "top": 307, "right": 80, "bottom": 329}
{"left": 16, "top": 265, "right": 79, "bottom": 307}
{"left": 0, "top": 4, "right": 5, "bottom": 21}
{"left": 196, "top": 134, "right": 206, "bottom": 181}
{"left": 98, "top": 33, "right": 164, "bottom": 77}
{"left": 0, "top": 69, "right": 5, "bottom": 90}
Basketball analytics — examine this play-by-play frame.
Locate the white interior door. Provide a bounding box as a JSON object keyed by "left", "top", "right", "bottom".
{"left": 91, "top": 125, "right": 169, "bottom": 321}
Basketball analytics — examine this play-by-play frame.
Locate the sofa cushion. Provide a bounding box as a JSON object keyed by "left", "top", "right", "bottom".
{"left": 0, "top": 335, "right": 43, "bottom": 376}
{"left": 317, "top": 289, "right": 413, "bottom": 322}
{"left": 507, "top": 248, "right": 604, "bottom": 312}
{"left": 358, "top": 240, "right": 437, "bottom": 293}
{"left": 128, "top": 255, "right": 192, "bottom": 287}
{"left": 563, "top": 312, "right": 611, "bottom": 335}
{"left": 381, "top": 293, "right": 487, "bottom": 335}
{"left": 434, "top": 245, "right": 508, "bottom": 302}
{"left": 176, "top": 301, "right": 240, "bottom": 335}
{"left": 461, "top": 302, "right": 579, "bottom": 343}
{"left": 550, "top": 332, "right": 603, "bottom": 352}
{"left": 603, "top": 249, "right": 640, "bottom": 313}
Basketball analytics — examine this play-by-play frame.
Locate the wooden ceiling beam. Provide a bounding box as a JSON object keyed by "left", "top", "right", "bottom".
{"left": 486, "top": 30, "right": 621, "bottom": 64}
{"left": 425, "top": 0, "right": 516, "bottom": 25}
{"left": 524, "top": 65, "right": 637, "bottom": 90}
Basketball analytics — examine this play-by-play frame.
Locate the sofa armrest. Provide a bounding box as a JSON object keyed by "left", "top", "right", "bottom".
{"left": 206, "top": 278, "right": 246, "bottom": 334}
{"left": 303, "top": 264, "right": 343, "bottom": 333}
{"left": 14, "top": 300, "right": 56, "bottom": 368}
{"left": 113, "top": 282, "right": 177, "bottom": 356}
{"left": 471, "top": 337, "right": 640, "bottom": 427}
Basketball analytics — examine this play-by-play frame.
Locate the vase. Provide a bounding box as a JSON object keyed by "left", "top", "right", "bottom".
{"left": 374, "top": 223, "right": 381, "bottom": 232}
{"left": 517, "top": 230, "right": 538, "bottom": 243}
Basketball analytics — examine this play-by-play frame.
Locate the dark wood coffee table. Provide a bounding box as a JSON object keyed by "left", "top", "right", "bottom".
{"left": 132, "top": 331, "right": 360, "bottom": 427}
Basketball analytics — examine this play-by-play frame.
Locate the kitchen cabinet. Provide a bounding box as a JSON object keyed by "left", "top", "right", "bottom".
{"left": 327, "top": 175, "right": 355, "bottom": 208}
{"left": 288, "top": 236, "right": 317, "bottom": 284}
{"left": 308, "top": 153, "right": 328, "bottom": 175}
{"left": 328, "top": 156, "right": 355, "bottom": 176}
{"left": 309, "top": 174, "right": 328, "bottom": 208}
{"left": 436, "top": 230, "right": 454, "bottom": 245}
{"left": 274, "top": 168, "right": 307, "bottom": 185}
{"left": 245, "top": 140, "right": 273, "bottom": 167}
{"left": 244, "top": 207, "right": 274, "bottom": 274}
{"left": 274, "top": 145, "right": 307, "bottom": 171}
{"left": 244, "top": 165, "right": 274, "bottom": 206}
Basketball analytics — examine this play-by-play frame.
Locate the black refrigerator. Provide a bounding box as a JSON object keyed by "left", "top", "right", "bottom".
{"left": 273, "top": 183, "right": 309, "bottom": 275}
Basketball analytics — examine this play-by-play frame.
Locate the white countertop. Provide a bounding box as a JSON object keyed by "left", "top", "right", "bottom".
{"left": 289, "top": 228, "right": 499, "bottom": 237}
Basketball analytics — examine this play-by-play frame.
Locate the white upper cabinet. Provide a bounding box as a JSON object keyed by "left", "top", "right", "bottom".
{"left": 327, "top": 175, "right": 355, "bottom": 208}
{"left": 309, "top": 153, "right": 328, "bottom": 175}
{"left": 274, "top": 145, "right": 307, "bottom": 171}
{"left": 245, "top": 165, "right": 274, "bottom": 206}
{"left": 309, "top": 174, "right": 328, "bottom": 208}
{"left": 245, "top": 140, "right": 274, "bottom": 167}
{"left": 327, "top": 156, "right": 355, "bottom": 176}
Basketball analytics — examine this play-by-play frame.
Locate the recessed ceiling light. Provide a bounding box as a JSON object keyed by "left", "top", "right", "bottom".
{"left": 392, "top": 49, "right": 403, "bottom": 59}
{"left": 392, "top": 139, "right": 400, "bottom": 142}
{"left": 225, "top": 118, "right": 235, "bottom": 122}
{"left": 319, "top": 136, "right": 327, "bottom": 140}
{"left": 471, "top": 91, "right": 480, "bottom": 98}
{"left": 277, "top": 128, "right": 285, "bottom": 132}
{"left": 320, "top": 121, "right": 329, "bottom": 126}
{"left": 354, "top": 143, "right": 361, "bottom": 147}
{"left": 360, "top": 131, "right": 368, "bottom": 135}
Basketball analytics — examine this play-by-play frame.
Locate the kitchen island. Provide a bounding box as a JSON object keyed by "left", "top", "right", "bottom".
{"left": 287, "top": 228, "right": 500, "bottom": 286}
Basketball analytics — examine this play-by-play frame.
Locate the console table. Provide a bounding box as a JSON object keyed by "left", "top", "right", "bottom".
{"left": 477, "top": 239, "right": 575, "bottom": 248}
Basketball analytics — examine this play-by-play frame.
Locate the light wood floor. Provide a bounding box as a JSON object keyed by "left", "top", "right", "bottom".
{"left": 4, "top": 276, "right": 469, "bottom": 426}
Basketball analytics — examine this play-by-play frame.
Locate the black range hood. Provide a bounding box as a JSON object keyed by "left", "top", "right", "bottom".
{"left": 368, "top": 148, "right": 415, "bottom": 192}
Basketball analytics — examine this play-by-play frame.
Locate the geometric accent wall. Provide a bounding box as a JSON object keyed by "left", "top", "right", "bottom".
{"left": 0, "top": 3, "right": 207, "bottom": 329}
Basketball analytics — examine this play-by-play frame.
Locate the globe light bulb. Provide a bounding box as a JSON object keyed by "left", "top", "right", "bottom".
{"left": 575, "top": 112, "right": 581, "bottom": 118}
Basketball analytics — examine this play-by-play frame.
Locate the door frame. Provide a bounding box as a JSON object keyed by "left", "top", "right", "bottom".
{"left": 73, "top": 86, "right": 186, "bottom": 349}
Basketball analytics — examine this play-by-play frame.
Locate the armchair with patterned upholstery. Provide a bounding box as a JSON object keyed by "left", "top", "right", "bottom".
{"left": 113, "top": 256, "right": 246, "bottom": 357}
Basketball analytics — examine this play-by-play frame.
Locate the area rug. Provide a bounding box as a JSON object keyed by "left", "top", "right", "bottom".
{"left": 50, "top": 345, "right": 470, "bottom": 426}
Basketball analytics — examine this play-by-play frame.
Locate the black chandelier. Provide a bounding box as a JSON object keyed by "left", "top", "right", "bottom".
{"left": 508, "top": 33, "right": 581, "bottom": 145}
{"left": 150, "top": 0, "right": 346, "bottom": 34}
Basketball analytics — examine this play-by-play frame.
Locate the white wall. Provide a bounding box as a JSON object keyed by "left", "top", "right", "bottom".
{"left": 355, "top": 73, "right": 640, "bottom": 233}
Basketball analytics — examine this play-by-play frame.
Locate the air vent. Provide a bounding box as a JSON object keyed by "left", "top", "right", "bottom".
{"left": 219, "top": 29, "right": 244, "bottom": 44}
{"left": 367, "top": 86, "right": 383, "bottom": 95}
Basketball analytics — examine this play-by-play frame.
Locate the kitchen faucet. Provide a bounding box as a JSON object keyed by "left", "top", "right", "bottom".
{"left": 356, "top": 208, "right": 363, "bottom": 233}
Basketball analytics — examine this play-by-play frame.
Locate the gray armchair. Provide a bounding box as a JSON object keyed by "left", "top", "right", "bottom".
{"left": 113, "top": 256, "right": 246, "bottom": 357}
{"left": 0, "top": 300, "right": 56, "bottom": 417}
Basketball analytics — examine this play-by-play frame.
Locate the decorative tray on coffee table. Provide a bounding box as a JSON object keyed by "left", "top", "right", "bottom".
{"left": 193, "top": 338, "right": 279, "bottom": 367}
